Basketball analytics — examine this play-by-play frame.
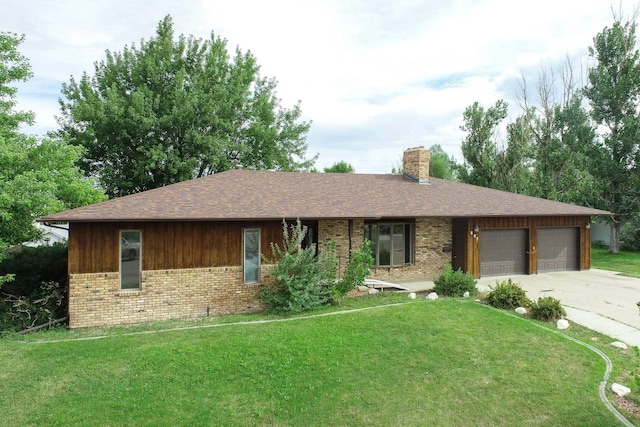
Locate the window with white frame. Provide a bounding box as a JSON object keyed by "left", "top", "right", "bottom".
{"left": 243, "top": 228, "right": 260, "bottom": 284}
{"left": 364, "top": 223, "right": 413, "bottom": 266}
{"left": 120, "top": 230, "right": 141, "bottom": 290}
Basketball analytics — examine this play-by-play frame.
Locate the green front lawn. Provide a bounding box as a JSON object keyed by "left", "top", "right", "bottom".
{"left": 1, "top": 296, "right": 635, "bottom": 426}
{"left": 592, "top": 247, "right": 640, "bottom": 278}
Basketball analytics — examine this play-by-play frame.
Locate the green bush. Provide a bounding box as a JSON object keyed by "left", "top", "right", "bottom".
{"left": 334, "top": 240, "right": 374, "bottom": 297}
{"left": 433, "top": 262, "right": 477, "bottom": 297}
{"left": 0, "top": 243, "right": 68, "bottom": 297}
{"left": 485, "top": 279, "right": 531, "bottom": 310}
{"left": 256, "top": 220, "right": 334, "bottom": 314}
{"left": 530, "top": 296, "right": 566, "bottom": 323}
{"left": 621, "top": 222, "right": 640, "bottom": 251}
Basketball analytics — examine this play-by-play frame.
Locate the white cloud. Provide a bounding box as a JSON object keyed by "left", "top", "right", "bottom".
{"left": 1, "top": 0, "right": 636, "bottom": 173}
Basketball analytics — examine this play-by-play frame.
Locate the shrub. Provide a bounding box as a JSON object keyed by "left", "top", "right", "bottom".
{"left": 256, "top": 220, "right": 334, "bottom": 314}
{"left": 621, "top": 221, "right": 640, "bottom": 251}
{"left": 334, "top": 240, "right": 374, "bottom": 297}
{"left": 0, "top": 242, "right": 68, "bottom": 297}
{"left": 530, "top": 296, "right": 566, "bottom": 323}
{"left": 485, "top": 279, "right": 531, "bottom": 310}
{"left": 433, "top": 262, "right": 477, "bottom": 297}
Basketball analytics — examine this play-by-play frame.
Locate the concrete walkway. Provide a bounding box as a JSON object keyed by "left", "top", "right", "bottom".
{"left": 401, "top": 269, "right": 640, "bottom": 347}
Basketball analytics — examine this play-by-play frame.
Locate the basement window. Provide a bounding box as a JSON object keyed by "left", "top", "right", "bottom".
{"left": 243, "top": 228, "right": 260, "bottom": 284}
{"left": 120, "top": 230, "right": 141, "bottom": 290}
{"left": 364, "top": 223, "right": 414, "bottom": 267}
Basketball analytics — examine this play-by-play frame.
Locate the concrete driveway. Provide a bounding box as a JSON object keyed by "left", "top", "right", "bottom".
{"left": 476, "top": 269, "right": 640, "bottom": 346}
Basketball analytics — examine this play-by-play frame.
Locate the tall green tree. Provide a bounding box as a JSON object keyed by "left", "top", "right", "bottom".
{"left": 0, "top": 32, "right": 33, "bottom": 139}
{"left": 459, "top": 100, "right": 530, "bottom": 192}
{"left": 324, "top": 161, "right": 355, "bottom": 173}
{"left": 1, "top": 137, "right": 105, "bottom": 247}
{"left": 58, "top": 15, "right": 315, "bottom": 198}
{"left": 459, "top": 100, "right": 506, "bottom": 188}
{"left": 516, "top": 64, "right": 599, "bottom": 206}
{"left": 0, "top": 32, "right": 105, "bottom": 267}
{"left": 428, "top": 144, "right": 457, "bottom": 180}
{"left": 585, "top": 17, "right": 640, "bottom": 253}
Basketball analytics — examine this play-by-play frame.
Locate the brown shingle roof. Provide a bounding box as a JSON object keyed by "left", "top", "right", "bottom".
{"left": 38, "top": 170, "right": 609, "bottom": 222}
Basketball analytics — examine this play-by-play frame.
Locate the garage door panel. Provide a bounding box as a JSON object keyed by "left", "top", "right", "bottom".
{"left": 480, "top": 229, "right": 527, "bottom": 277}
{"left": 537, "top": 227, "right": 578, "bottom": 272}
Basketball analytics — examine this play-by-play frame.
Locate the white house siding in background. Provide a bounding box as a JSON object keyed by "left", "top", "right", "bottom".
{"left": 24, "top": 223, "right": 68, "bottom": 247}
{"left": 590, "top": 219, "right": 609, "bottom": 245}
{"left": 590, "top": 218, "right": 634, "bottom": 248}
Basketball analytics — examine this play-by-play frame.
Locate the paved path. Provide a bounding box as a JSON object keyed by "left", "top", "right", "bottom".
{"left": 563, "top": 306, "right": 640, "bottom": 347}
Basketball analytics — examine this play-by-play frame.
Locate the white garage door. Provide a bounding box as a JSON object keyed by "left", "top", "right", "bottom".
{"left": 537, "top": 227, "right": 579, "bottom": 273}
{"left": 480, "top": 229, "right": 527, "bottom": 277}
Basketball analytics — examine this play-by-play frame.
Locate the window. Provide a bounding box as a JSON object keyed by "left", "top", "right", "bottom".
{"left": 120, "top": 230, "right": 141, "bottom": 290}
{"left": 364, "top": 223, "right": 413, "bottom": 266}
{"left": 243, "top": 228, "right": 260, "bottom": 284}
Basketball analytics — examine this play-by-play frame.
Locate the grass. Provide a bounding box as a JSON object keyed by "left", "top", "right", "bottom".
{"left": 1, "top": 294, "right": 637, "bottom": 426}
{"left": 591, "top": 247, "right": 640, "bottom": 278}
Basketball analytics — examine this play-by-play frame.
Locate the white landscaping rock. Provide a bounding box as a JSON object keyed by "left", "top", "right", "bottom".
{"left": 556, "top": 319, "right": 570, "bottom": 330}
{"left": 611, "top": 341, "right": 628, "bottom": 350}
{"left": 426, "top": 292, "right": 438, "bottom": 301}
{"left": 357, "top": 285, "right": 369, "bottom": 292}
{"left": 367, "top": 288, "right": 380, "bottom": 295}
{"left": 515, "top": 307, "right": 527, "bottom": 315}
{"left": 463, "top": 291, "right": 470, "bottom": 298}
{"left": 612, "top": 383, "right": 631, "bottom": 397}
{"left": 408, "top": 292, "right": 416, "bottom": 299}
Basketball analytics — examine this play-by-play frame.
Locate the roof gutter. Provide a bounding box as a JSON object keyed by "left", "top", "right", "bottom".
{"left": 43, "top": 222, "right": 70, "bottom": 231}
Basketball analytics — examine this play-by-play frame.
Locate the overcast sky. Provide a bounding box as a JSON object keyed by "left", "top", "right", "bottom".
{"left": 1, "top": 0, "right": 636, "bottom": 173}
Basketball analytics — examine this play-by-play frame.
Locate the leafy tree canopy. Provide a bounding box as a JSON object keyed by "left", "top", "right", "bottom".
{"left": 428, "top": 144, "right": 457, "bottom": 180}
{"left": 0, "top": 136, "right": 106, "bottom": 248}
{"left": 0, "top": 32, "right": 33, "bottom": 138}
{"left": 324, "top": 160, "right": 355, "bottom": 173}
{"left": 585, "top": 16, "right": 640, "bottom": 252}
{"left": 0, "top": 32, "right": 105, "bottom": 254}
{"left": 459, "top": 100, "right": 530, "bottom": 192}
{"left": 516, "top": 64, "right": 600, "bottom": 207}
{"left": 58, "top": 15, "right": 316, "bottom": 198}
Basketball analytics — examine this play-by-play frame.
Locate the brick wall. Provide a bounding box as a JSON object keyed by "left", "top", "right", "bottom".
{"left": 369, "top": 218, "right": 452, "bottom": 281}
{"left": 317, "top": 219, "right": 365, "bottom": 278}
{"left": 318, "top": 219, "right": 348, "bottom": 276}
{"left": 68, "top": 265, "right": 270, "bottom": 328}
{"left": 68, "top": 217, "right": 451, "bottom": 328}
{"left": 318, "top": 219, "right": 349, "bottom": 257}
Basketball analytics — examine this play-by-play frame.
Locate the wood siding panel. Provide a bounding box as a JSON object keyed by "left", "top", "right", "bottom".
{"left": 69, "top": 221, "right": 283, "bottom": 274}
{"left": 451, "top": 219, "right": 468, "bottom": 271}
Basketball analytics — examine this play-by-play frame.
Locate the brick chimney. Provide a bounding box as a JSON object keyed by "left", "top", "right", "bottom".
{"left": 402, "top": 146, "right": 430, "bottom": 184}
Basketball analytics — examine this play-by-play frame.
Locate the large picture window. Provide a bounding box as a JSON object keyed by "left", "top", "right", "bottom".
{"left": 120, "top": 230, "right": 141, "bottom": 290}
{"left": 364, "top": 223, "right": 413, "bottom": 266}
{"left": 243, "top": 228, "right": 260, "bottom": 284}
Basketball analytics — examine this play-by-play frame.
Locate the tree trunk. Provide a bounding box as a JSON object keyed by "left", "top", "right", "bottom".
{"left": 609, "top": 219, "right": 622, "bottom": 253}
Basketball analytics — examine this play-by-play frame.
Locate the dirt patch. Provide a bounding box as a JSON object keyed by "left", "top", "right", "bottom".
{"left": 345, "top": 288, "right": 368, "bottom": 298}
{"left": 614, "top": 394, "right": 640, "bottom": 423}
